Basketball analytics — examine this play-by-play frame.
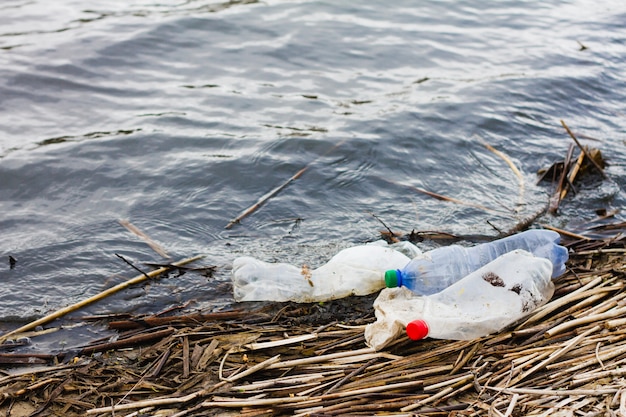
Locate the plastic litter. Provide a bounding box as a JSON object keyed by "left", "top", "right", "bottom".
{"left": 365, "top": 249, "right": 555, "bottom": 350}
{"left": 232, "top": 240, "right": 421, "bottom": 302}
{"left": 384, "top": 229, "right": 568, "bottom": 295}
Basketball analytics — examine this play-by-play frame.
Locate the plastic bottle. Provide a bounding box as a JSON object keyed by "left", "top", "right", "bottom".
{"left": 384, "top": 229, "right": 568, "bottom": 295}
{"left": 365, "top": 249, "right": 555, "bottom": 350}
{"left": 232, "top": 241, "right": 421, "bottom": 303}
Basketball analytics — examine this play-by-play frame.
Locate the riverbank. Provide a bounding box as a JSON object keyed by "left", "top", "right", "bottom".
{"left": 1, "top": 225, "right": 625, "bottom": 416}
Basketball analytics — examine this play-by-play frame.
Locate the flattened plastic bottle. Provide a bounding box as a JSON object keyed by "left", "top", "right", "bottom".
{"left": 365, "top": 249, "right": 555, "bottom": 350}
{"left": 232, "top": 241, "right": 421, "bottom": 303}
{"left": 384, "top": 229, "right": 568, "bottom": 295}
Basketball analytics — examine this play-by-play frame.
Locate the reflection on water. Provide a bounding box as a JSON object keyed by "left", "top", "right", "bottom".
{"left": 0, "top": 0, "right": 625, "bottom": 343}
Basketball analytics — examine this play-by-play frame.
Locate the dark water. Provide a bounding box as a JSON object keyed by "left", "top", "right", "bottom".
{"left": 1, "top": 0, "right": 625, "bottom": 350}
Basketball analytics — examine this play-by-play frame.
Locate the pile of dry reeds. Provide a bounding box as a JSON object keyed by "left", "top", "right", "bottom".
{"left": 0, "top": 227, "right": 625, "bottom": 417}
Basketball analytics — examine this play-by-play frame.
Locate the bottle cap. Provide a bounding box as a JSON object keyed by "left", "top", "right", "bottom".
{"left": 384, "top": 270, "right": 399, "bottom": 287}
{"left": 406, "top": 320, "right": 429, "bottom": 340}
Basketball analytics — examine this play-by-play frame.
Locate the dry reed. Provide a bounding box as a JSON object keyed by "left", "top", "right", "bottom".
{"left": 0, "top": 228, "right": 624, "bottom": 416}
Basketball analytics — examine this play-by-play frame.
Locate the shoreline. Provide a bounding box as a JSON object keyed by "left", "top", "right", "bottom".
{"left": 1, "top": 227, "right": 625, "bottom": 416}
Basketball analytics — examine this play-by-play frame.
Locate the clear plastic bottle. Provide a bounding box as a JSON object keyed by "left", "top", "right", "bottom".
{"left": 384, "top": 229, "right": 568, "bottom": 295}
{"left": 232, "top": 241, "right": 421, "bottom": 303}
{"left": 365, "top": 249, "right": 555, "bottom": 350}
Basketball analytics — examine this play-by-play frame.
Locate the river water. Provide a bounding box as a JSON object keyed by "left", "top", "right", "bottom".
{"left": 0, "top": 0, "right": 625, "bottom": 349}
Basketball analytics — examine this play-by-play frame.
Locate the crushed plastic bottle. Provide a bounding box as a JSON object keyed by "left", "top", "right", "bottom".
{"left": 365, "top": 249, "right": 555, "bottom": 350}
{"left": 232, "top": 240, "right": 422, "bottom": 303}
{"left": 384, "top": 229, "right": 568, "bottom": 295}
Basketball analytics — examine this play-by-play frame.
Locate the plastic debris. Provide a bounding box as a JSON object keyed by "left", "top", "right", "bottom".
{"left": 365, "top": 249, "right": 555, "bottom": 350}
{"left": 232, "top": 240, "right": 421, "bottom": 302}
{"left": 385, "top": 229, "right": 568, "bottom": 295}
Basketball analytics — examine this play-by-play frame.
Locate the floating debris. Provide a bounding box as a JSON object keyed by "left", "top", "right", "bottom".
{"left": 538, "top": 120, "right": 608, "bottom": 214}
{"left": 0, "top": 227, "right": 624, "bottom": 416}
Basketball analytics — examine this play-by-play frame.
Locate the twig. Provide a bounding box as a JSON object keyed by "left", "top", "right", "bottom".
{"left": 409, "top": 185, "right": 499, "bottom": 213}
{"left": 319, "top": 380, "right": 423, "bottom": 400}
{"left": 509, "top": 326, "right": 599, "bottom": 385}
{"left": 147, "top": 347, "right": 172, "bottom": 378}
{"left": 504, "top": 207, "right": 548, "bottom": 236}
{"left": 450, "top": 341, "right": 482, "bottom": 375}
{"left": 401, "top": 374, "right": 474, "bottom": 411}
{"left": 476, "top": 135, "right": 525, "bottom": 211}
{"left": 108, "top": 310, "right": 249, "bottom": 331}
{"left": 115, "top": 253, "right": 151, "bottom": 280}
{"left": 370, "top": 212, "right": 400, "bottom": 242}
{"left": 201, "top": 396, "right": 311, "bottom": 408}
{"left": 265, "top": 347, "right": 376, "bottom": 369}
{"left": 519, "top": 276, "right": 603, "bottom": 326}
{"left": 547, "top": 343, "right": 626, "bottom": 378}
{"left": 560, "top": 120, "right": 607, "bottom": 179}
{"left": 224, "top": 354, "right": 281, "bottom": 382}
{"left": 182, "top": 336, "right": 190, "bottom": 378}
{"left": 80, "top": 328, "right": 175, "bottom": 356}
{"left": 560, "top": 151, "right": 585, "bottom": 200}
{"left": 549, "top": 143, "right": 575, "bottom": 214}
{"left": 544, "top": 308, "right": 626, "bottom": 338}
{"left": 225, "top": 166, "right": 308, "bottom": 229}
{"left": 240, "top": 333, "right": 317, "bottom": 351}
{"left": 0, "top": 255, "right": 204, "bottom": 343}
{"left": 486, "top": 386, "right": 620, "bottom": 396}
{"left": 225, "top": 139, "right": 347, "bottom": 228}
{"left": 503, "top": 393, "right": 519, "bottom": 417}
{"left": 540, "top": 224, "right": 590, "bottom": 240}
{"left": 324, "top": 358, "right": 378, "bottom": 394}
{"left": 118, "top": 219, "right": 170, "bottom": 258}
{"left": 86, "top": 390, "right": 207, "bottom": 414}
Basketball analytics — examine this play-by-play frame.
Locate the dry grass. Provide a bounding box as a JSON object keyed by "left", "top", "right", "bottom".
{"left": 0, "top": 231, "right": 625, "bottom": 416}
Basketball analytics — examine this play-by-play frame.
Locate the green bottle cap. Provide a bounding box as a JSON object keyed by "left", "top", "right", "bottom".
{"left": 385, "top": 270, "right": 399, "bottom": 287}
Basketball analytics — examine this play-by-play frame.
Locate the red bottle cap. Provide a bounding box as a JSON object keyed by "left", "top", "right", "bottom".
{"left": 406, "top": 320, "right": 429, "bottom": 340}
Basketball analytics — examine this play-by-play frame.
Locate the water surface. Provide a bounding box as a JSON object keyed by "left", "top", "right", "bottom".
{"left": 0, "top": 0, "right": 625, "bottom": 350}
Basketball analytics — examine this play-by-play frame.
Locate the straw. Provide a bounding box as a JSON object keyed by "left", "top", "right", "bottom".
{"left": 0, "top": 255, "right": 204, "bottom": 343}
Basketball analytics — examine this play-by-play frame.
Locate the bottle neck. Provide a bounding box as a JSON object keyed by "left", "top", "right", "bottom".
{"left": 396, "top": 269, "right": 404, "bottom": 287}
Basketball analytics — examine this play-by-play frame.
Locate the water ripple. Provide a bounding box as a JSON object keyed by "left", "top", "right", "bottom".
{"left": 0, "top": 0, "right": 625, "bottom": 329}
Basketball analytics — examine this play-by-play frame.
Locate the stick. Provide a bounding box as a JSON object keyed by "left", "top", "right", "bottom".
{"left": 504, "top": 206, "right": 548, "bottom": 236}
{"left": 324, "top": 358, "right": 378, "bottom": 394}
{"left": 225, "top": 166, "right": 308, "bottom": 229}
{"left": 544, "top": 307, "right": 626, "bottom": 338}
{"left": 548, "top": 143, "right": 574, "bottom": 214}
{"left": 560, "top": 120, "right": 607, "bottom": 179}
{"left": 401, "top": 375, "right": 474, "bottom": 411}
{"left": 510, "top": 326, "right": 598, "bottom": 385}
{"left": 560, "top": 151, "right": 585, "bottom": 200}
{"left": 225, "top": 354, "right": 281, "bottom": 382}
{"left": 486, "top": 386, "right": 619, "bottom": 396}
{"left": 118, "top": 219, "right": 170, "bottom": 258}
{"left": 241, "top": 334, "right": 317, "bottom": 351}
{"left": 408, "top": 185, "right": 499, "bottom": 213}
{"left": 225, "top": 139, "right": 347, "bottom": 229}
{"left": 109, "top": 310, "right": 249, "bottom": 330}
{"left": 0, "top": 255, "right": 204, "bottom": 342}
{"left": 79, "top": 328, "right": 175, "bottom": 356}
{"left": 87, "top": 391, "right": 206, "bottom": 414}
{"left": 116, "top": 253, "right": 150, "bottom": 280}
{"left": 477, "top": 135, "right": 525, "bottom": 210}
{"left": 182, "top": 336, "right": 190, "bottom": 379}
{"left": 540, "top": 224, "right": 590, "bottom": 241}
{"left": 503, "top": 393, "right": 519, "bottom": 417}
{"left": 201, "top": 396, "right": 311, "bottom": 408}
{"left": 519, "top": 276, "right": 603, "bottom": 326}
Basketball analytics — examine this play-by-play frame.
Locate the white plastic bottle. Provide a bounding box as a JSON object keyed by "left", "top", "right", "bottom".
{"left": 232, "top": 241, "right": 421, "bottom": 303}
{"left": 365, "top": 250, "right": 555, "bottom": 350}
{"left": 384, "top": 229, "right": 568, "bottom": 295}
